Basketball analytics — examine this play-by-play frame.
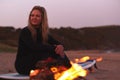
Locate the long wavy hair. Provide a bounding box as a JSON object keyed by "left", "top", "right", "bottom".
{"left": 28, "top": 6, "right": 49, "bottom": 44}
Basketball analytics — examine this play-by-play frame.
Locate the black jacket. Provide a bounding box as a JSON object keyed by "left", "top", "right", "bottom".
{"left": 15, "top": 27, "right": 71, "bottom": 75}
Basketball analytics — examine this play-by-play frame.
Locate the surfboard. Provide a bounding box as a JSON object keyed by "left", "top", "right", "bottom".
{"left": 78, "top": 60, "right": 96, "bottom": 69}
{"left": 0, "top": 73, "right": 29, "bottom": 80}
{"left": 0, "top": 60, "right": 96, "bottom": 80}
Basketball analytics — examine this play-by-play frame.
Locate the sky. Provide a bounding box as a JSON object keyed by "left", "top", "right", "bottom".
{"left": 0, "top": 0, "right": 120, "bottom": 29}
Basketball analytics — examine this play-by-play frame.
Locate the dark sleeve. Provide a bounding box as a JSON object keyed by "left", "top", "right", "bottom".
{"left": 19, "top": 28, "right": 55, "bottom": 52}
{"left": 48, "top": 35, "right": 61, "bottom": 45}
{"left": 48, "top": 35, "right": 71, "bottom": 68}
{"left": 47, "top": 35, "right": 71, "bottom": 68}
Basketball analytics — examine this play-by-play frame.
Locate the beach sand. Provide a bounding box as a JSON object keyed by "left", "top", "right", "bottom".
{"left": 0, "top": 50, "right": 120, "bottom": 80}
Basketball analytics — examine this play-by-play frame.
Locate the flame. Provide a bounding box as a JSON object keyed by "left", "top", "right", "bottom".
{"left": 51, "top": 67, "right": 61, "bottom": 80}
{"left": 75, "top": 56, "right": 103, "bottom": 63}
{"left": 79, "top": 56, "right": 90, "bottom": 62}
{"left": 75, "top": 58, "right": 79, "bottom": 63}
{"left": 51, "top": 62, "right": 87, "bottom": 80}
{"left": 51, "top": 67, "right": 58, "bottom": 73}
{"left": 50, "top": 66, "right": 67, "bottom": 80}
{"left": 96, "top": 57, "right": 103, "bottom": 62}
{"left": 30, "top": 69, "right": 40, "bottom": 77}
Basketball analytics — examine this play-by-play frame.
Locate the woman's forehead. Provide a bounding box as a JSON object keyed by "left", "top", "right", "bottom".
{"left": 31, "top": 10, "right": 42, "bottom": 15}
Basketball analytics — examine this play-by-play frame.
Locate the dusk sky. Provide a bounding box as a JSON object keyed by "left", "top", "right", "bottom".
{"left": 0, "top": 0, "right": 120, "bottom": 29}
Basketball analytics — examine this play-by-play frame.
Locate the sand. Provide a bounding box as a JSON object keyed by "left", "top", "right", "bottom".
{"left": 0, "top": 50, "right": 120, "bottom": 80}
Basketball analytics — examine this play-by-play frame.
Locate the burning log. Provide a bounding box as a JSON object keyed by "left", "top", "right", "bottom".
{"left": 30, "top": 59, "right": 87, "bottom": 80}
{"left": 30, "top": 69, "right": 54, "bottom": 80}
{"left": 30, "top": 56, "right": 102, "bottom": 80}
{"left": 30, "top": 59, "right": 68, "bottom": 80}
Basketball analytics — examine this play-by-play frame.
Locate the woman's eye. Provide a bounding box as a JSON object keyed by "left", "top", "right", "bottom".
{"left": 31, "top": 14, "right": 40, "bottom": 17}
{"left": 31, "top": 14, "right": 34, "bottom": 17}
{"left": 36, "top": 15, "right": 40, "bottom": 17}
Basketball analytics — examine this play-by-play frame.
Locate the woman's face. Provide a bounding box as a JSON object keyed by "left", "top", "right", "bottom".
{"left": 30, "top": 9, "right": 42, "bottom": 27}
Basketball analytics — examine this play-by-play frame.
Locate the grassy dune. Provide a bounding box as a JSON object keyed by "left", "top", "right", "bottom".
{"left": 0, "top": 43, "right": 17, "bottom": 53}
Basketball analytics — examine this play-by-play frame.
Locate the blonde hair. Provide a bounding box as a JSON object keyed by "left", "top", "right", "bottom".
{"left": 28, "top": 6, "right": 49, "bottom": 44}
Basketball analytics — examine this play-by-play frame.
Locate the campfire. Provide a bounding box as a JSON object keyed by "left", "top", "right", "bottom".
{"left": 30, "top": 56, "right": 102, "bottom": 80}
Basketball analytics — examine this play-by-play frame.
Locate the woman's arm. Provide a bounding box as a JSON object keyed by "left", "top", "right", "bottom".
{"left": 47, "top": 35, "right": 66, "bottom": 58}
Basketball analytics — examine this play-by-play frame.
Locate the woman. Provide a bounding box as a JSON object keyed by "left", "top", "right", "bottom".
{"left": 15, "top": 5, "right": 71, "bottom": 75}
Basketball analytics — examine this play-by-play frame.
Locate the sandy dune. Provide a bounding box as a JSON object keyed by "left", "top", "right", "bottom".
{"left": 0, "top": 50, "right": 120, "bottom": 80}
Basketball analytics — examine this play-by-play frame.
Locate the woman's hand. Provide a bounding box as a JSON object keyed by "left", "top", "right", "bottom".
{"left": 55, "top": 45, "right": 65, "bottom": 58}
